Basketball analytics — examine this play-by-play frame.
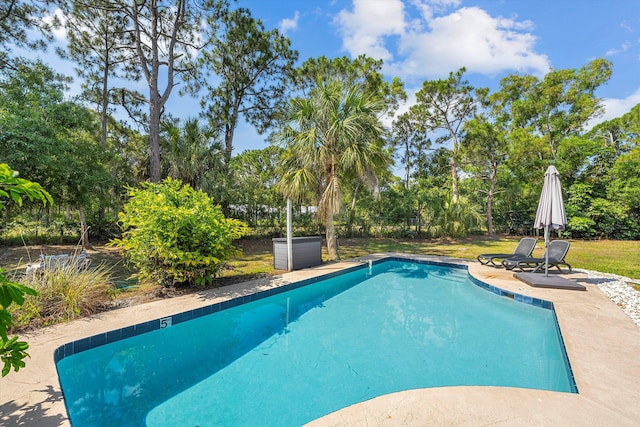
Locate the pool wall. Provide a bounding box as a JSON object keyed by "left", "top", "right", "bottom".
{"left": 53, "top": 256, "right": 578, "bottom": 393}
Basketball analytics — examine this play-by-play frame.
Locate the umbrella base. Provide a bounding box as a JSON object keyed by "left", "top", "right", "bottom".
{"left": 514, "top": 272, "right": 586, "bottom": 291}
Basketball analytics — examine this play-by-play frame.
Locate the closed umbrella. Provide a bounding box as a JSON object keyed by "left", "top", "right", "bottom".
{"left": 533, "top": 166, "right": 567, "bottom": 276}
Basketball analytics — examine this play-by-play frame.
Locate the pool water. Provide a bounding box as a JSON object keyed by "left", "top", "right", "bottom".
{"left": 56, "top": 260, "right": 576, "bottom": 426}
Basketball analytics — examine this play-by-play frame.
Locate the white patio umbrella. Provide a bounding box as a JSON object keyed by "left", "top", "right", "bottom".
{"left": 533, "top": 166, "right": 567, "bottom": 276}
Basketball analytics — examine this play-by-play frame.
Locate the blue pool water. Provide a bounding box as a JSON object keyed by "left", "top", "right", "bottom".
{"left": 56, "top": 259, "right": 576, "bottom": 426}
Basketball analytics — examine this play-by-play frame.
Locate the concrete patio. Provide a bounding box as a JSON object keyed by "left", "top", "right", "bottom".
{"left": 2, "top": 254, "right": 639, "bottom": 426}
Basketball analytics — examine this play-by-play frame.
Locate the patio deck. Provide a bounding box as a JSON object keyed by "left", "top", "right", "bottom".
{"left": 1, "top": 254, "right": 639, "bottom": 426}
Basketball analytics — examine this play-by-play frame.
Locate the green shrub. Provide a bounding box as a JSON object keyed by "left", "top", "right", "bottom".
{"left": 9, "top": 258, "right": 115, "bottom": 331}
{"left": 1, "top": 163, "right": 51, "bottom": 376}
{"left": 567, "top": 216, "right": 596, "bottom": 239}
{"left": 0, "top": 270, "right": 37, "bottom": 376}
{"left": 111, "top": 178, "right": 247, "bottom": 287}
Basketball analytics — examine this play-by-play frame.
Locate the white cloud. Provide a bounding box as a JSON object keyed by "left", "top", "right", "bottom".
{"left": 334, "top": 1, "right": 550, "bottom": 81}
{"left": 279, "top": 11, "right": 300, "bottom": 35}
{"left": 604, "top": 89, "right": 640, "bottom": 118}
{"left": 588, "top": 88, "right": 640, "bottom": 128}
{"left": 606, "top": 41, "right": 632, "bottom": 56}
{"left": 42, "top": 8, "right": 67, "bottom": 41}
{"left": 620, "top": 21, "right": 634, "bottom": 32}
{"left": 334, "top": 0, "right": 406, "bottom": 61}
{"left": 398, "top": 7, "right": 550, "bottom": 79}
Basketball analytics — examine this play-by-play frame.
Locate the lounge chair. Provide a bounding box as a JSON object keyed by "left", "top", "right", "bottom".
{"left": 502, "top": 240, "right": 572, "bottom": 274}
{"left": 26, "top": 250, "right": 91, "bottom": 274}
{"left": 476, "top": 237, "right": 537, "bottom": 267}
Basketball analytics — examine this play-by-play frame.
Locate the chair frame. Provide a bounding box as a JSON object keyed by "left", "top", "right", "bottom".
{"left": 26, "top": 250, "right": 91, "bottom": 274}
{"left": 502, "top": 240, "right": 572, "bottom": 274}
{"left": 476, "top": 237, "right": 537, "bottom": 267}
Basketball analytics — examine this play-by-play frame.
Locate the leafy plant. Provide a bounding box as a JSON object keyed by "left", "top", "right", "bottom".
{"left": 0, "top": 163, "right": 51, "bottom": 376}
{"left": 0, "top": 335, "right": 30, "bottom": 377}
{"left": 0, "top": 273, "right": 37, "bottom": 376}
{"left": 111, "top": 178, "right": 247, "bottom": 287}
{"left": 0, "top": 163, "right": 52, "bottom": 209}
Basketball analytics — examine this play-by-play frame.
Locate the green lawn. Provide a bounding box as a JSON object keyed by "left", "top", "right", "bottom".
{"left": 3, "top": 236, "right": 638, "bottom": 286}
{"left": 229, "top": 237, "right": 640, "bottom": 280}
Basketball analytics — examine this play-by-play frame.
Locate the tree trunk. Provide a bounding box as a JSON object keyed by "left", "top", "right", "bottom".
{"left": 148, "top": 14, "right": 162, "bottom": 185}
{"left": 451, "top": 158, "right": 459, "bottom": 203}
{"left": 486, "top": 165, "right": 497, "bottom": 236}
{"left": 99, "top": 59, "right": 110, "bottom": 223}
{"left": 149, "top": 100, "right": 162, "bottom": 182}
{"left": 325, "top": 201, "right": 340, "bottom": 261}
{"left": 224, "top": 122, "right": 235, "bottom": 166}
{"left": 224, "top": 100, "right": 240, "bottom": 166}
{"left": 451, "top": 137, "right": 460, "bottom": 203}
{"left": 79, "top": 206, "right": 91, "bottom": 249}
{"left": 101, "top": 62, "right": 109, "bottom": 150}
{"left": 133, "top": 0, "right": 179, "bottom": 183}
{"left": 484, "top": 157, "right": 500, "bottom": 236}
{"left": 486, "top": 192, "right": 494, "bottom": 236}
{"left": 417, "top": 200, "right": 422, "bottom": 236}
{"left": 404, "top": 142, "right": 411, "bottom": 188}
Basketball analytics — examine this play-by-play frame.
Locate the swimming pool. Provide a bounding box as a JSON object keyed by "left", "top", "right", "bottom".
{"left": 55, "top": 258, "right": 577, "bottom": 426}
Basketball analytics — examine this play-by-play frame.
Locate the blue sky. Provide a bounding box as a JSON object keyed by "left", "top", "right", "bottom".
{"left": 234, "top": 0, "right": 640, "bottom": 153}
{"left": 36, "top": 0, "right": 640, "bottom": 154}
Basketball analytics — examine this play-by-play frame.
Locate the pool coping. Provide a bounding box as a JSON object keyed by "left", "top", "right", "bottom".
{"left": 2, "top": 253, "right": 640, "bottom": 426}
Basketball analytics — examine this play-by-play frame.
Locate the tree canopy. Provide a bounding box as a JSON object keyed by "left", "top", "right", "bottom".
{"left": 276, "top": 77, "right": 389, "bottom": 260}
{"left": 197, "top": 7, "right": 298, "bottom": 164}
{"left": 0, "top": 0, "right": 637, "bottom": 246}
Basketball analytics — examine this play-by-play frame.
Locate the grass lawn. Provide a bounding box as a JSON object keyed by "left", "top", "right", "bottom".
{"left": 2, "top": 236, "right": 639, "bottom": 284}
{"left": 229, "top": 236, "right": 640, "bottom": 281}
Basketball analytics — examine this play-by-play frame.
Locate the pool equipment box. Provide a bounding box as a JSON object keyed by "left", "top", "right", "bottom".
{"left": 272, "top": 236, "right": 322, "bottom": 270}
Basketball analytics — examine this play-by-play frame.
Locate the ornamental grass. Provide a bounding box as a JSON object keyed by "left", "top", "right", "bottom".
{"left": 9, "top": 257, "right": 115, "bottom": 331}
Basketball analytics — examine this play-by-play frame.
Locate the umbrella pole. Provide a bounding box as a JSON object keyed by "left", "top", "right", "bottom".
{"left": 287, "top": 198, "right": 293, "bottom": 272}
{"left": 545, "top": 225, "right": 549, "bottom": 277}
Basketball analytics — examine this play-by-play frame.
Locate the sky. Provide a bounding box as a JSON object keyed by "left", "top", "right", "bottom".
{"left": 233, "top": 0, "right": 640, "bottom": 153}
{"left": 32, "top": 0, "right": 640, "bottom": 155}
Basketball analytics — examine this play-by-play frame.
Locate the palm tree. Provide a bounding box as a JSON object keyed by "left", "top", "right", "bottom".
{"left": 162, "top": 118, "right": 225, "bottom": 194}
{"left": 276, "top": 79, "right": 388, "bottom": 260}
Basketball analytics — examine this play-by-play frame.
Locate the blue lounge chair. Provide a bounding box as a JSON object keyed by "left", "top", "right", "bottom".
{"left": 477, "top": 237, "right": 537, "bottom": 267}
{"left": 502, "top": 240, "right": 572, "bottom": 274}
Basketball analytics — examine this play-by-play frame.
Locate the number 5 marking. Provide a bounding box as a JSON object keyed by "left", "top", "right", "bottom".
{"left": 160, "top": 317, "right": 172, "bottom": 328}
